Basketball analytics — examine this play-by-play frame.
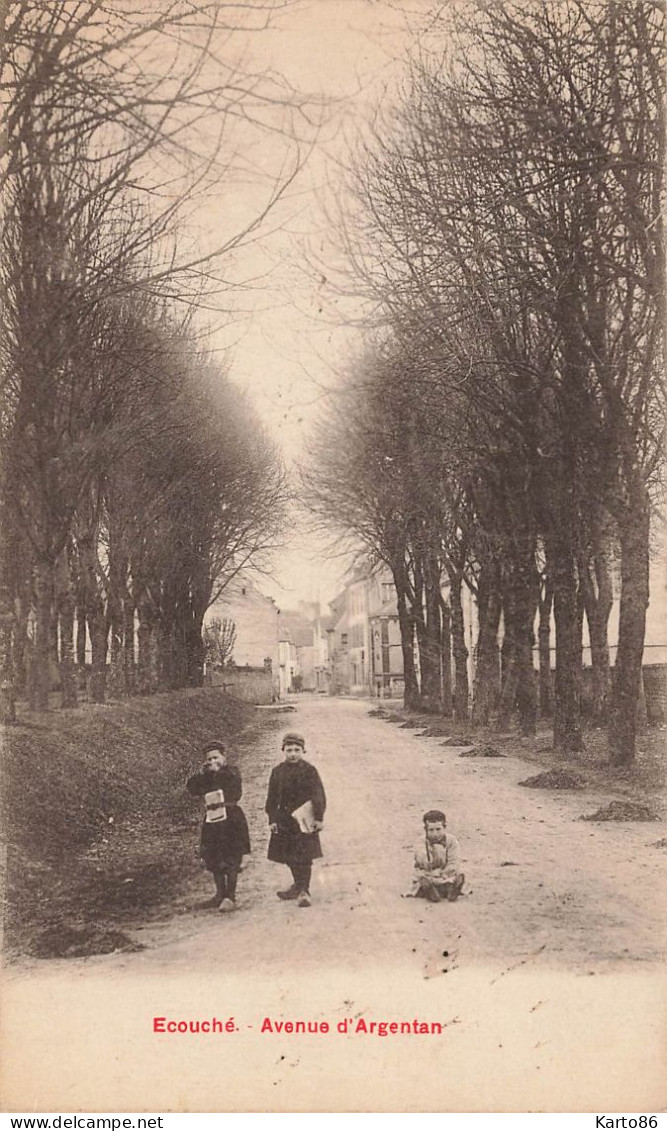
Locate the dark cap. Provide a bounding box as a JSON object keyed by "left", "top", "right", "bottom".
{"left": 282, "top": 732, "right": 305, "bottom": 749}
{"left": 202, "top": 740, "right": 226, "bottom": 756}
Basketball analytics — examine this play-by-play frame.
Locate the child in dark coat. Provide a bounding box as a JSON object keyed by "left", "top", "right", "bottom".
{"left": 187, "top": 741, "right": 250, "bottom": 912}
{"left": 265, "top": 732, "right": 326, "bottom": 908}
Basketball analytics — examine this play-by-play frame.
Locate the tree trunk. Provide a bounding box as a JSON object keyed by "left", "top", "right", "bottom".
{"left": 420, "top": 554, "right": 442, "bottom": 713}
{"left": 440, "top": 601, "right": 452, "bottom": 716}
{"left": 158, "top": 619, "right": 182, "bottom": 690}
{"left": 449, "top": 574, "right": 469, "bottom": 723}
{"left": 547, "top": 297, "right": 587, "bottom": 753}
{"left": 88, "top": 603, "right": 108, "bottom": 703}
{"left": 50, "top": 606, "right": 59, "bottom": 671}
{"left": 58, "top": 605, "right": 77, "bottom": 707}
{"left": 186, "top": 616, "right": 206, "bottom": 688}
{"left": 579, "top": 531, "right": 614, "bottom": 723}
{"left": 515, "top": 614, "right": 537, "bottom": 736}
{"left": 538, "top": 576, "right": 553, "bottom": 717}
{"left": 107, "top": 584, "right": 125, "bottom": 698}
{"left": 29, "top": 556, "right": 54, "bottom": 711}
{"left": 0, "top": 666, "right": 16, "bottom": 723}
{"left": 549, "top": 531, "right": 584, "bottom": 754}
{"left": 411, "top": 553, "right": 430, "bottom": 708}
{"left": 0, "top": 504, "right": 18, "bottom": 720}
{"left": 13, "top": 593, "right": 29, "bottom": 698}
{"left": 123, "top": 603, "right": 136, "bottom": 693}
{"left": 75, "top": 602, "right": 87, "bottom": 668}
{"left": 609, "top": 497, "right": 650, "bottom": 766}
{"left": 497, "top": 585, "right": 517, "bottom": 728}
{"left": 393, "top": 565, "right": 420, "bottom": 712}
{"left": 77, "top": 535, "right": 107, "bottom": 703}
{"left": 514, "top": 556, "right": 539, "bottom": 737}
{"left": 0, "top": 593, "right": 16, "bottom": 724}
{"left": 472, "top": 560, "right": 502, "bottom": 727}
{"left": 55, "top": 550, "right": 77, "bottom": 709}
{"left": 137, "top": 596, "right": 159, "bottom": 694}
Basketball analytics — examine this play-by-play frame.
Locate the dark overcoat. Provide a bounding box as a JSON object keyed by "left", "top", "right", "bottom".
{"left": 186, "top": 764, "right": 250, "bottom": 870}
{"left": 265, "top": 758, "right": 326, "bottom": 865}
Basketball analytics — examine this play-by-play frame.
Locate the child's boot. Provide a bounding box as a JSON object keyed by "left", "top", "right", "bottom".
{"left": 277, "top": 884, "right": 299, "bottom": 900}
{"left": 420, "top": 879, "right": 442, "bottom": 902}
{"left": 446, "top": 873, "right": 465, "bottom": 902}
{"left": 214, "top": 870, "right": 228, "bottom": 906}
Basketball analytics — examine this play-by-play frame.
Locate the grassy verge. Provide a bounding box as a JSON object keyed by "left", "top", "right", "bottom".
{"left": 1, "top": 688, "right": 273, "bottom": 960}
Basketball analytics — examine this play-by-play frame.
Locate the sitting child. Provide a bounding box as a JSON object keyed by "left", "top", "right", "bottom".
{"left": 408, "top": 809, "right": 465, "bottom": 903}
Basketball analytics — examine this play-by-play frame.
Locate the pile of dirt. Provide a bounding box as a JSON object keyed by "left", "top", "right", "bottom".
{"left": 460, "top": 745, "right": 505, "bottom": 759}
{"left": 519, "top": 769, "right": 584, "bottom": 789}
{"left": 580, "top": 800, "right": 659, "bottom": 822}
{"left": 367, "top": 708, "right": 390, "bottom": 718}
{"left": 441, "top": 734, "right": 475, "bottom": 746}
{"left": 29, "top": 923, "right": 144, "bottom": 960}
{"left": 417, "top": 723, "right": 451, "bottom": 738}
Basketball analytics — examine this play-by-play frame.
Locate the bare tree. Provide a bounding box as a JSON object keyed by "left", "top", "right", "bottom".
{"left": 330, "top": 0, "right": 663, "bottom": 759}
{"left": 203, "top": 618, "right": 237, "bottom": 672}
{"left": 0, "top": 0, "right": 315, "bottom": 714}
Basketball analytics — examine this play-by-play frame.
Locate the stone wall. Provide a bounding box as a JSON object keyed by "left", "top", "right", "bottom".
{"left": 208, "top": 665, "right": 275, "bottom": 705}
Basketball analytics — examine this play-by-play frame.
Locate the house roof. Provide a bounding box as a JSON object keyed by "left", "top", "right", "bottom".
{"left": 371, "top": 597, "right": 399, "bottom": 618}
{"left": 278, "top": 610, "right": 313, "bottom": 647}
{"left": 331, "top": 608, "right": 349, "bottom": 634}
{"left": 209, "top": 572, "right": 277, "bottom": 609}
{"left": 328, "top": 590, "right": 347, "bottom": 614}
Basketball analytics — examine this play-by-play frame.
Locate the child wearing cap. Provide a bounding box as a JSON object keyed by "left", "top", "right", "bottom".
{"left": 186, "top": 741, "right": 251, "bottom": 912}
{"left": 408, "top": 809, "right": 465, "bottom": 903}
{"left": 265, "top": 732, "right": 326, "bottom": 908}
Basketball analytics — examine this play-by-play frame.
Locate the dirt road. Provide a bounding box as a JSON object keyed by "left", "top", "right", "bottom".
{"left": 2, "top": 697, "right": 665, "bottom": 1111}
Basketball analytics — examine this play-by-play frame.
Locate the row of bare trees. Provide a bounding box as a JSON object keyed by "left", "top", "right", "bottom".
{"left": 0, "top": 1, "right": 295, "bottom": 717}
{"left": 306, "top": 0, "right": 664, "bottom": 765}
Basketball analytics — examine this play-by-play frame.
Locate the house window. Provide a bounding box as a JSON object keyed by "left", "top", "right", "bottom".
{"left": 341, "top": 633, "right": 348, "bottom": 648}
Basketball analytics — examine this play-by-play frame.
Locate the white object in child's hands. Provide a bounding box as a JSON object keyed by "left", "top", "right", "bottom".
{"left": 292, "top": 799, "right": 317, "bottom": 833}
{"left": 204, "top": 789, "right": 227, "bottom": 822}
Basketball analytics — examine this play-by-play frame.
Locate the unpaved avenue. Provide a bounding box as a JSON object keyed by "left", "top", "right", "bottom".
{"left": 2, "top": 697, "right": 665, "bottom": 1111}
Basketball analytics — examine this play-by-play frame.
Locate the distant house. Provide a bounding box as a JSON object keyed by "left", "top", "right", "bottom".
{"left": 313, "top": 614, "right": 335, "bottom": 692}
{"left": 205, "top": 575, "right": 279, "bottom": 698}
{"left": 278, "top": 608, "right": 313, "bottom": 696}
{"left": 367, "top": 572, "right": 405, "bottom": 697}
{"left": 278, "top": 637, "right": 299, "bottom": 699}
{"left": 326, "top": 568, "right": 404, "bottom": 697}
{"left": 345, "top": 572, "right": 371, "bottom": 693}
{"left": 328, "top": 589, "right": 348, "bottom": 695}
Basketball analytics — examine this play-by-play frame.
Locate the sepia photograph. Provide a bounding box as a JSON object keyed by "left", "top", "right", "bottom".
{"left": 0, "top": 0, "right": 665, "bottom": 1115}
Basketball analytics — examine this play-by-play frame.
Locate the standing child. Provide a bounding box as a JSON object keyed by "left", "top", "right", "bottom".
{"left": 186, "top": 740, "right": 250, "bottom": 912}
{"left": 408, "top": 809, "right": 465, "bottom": 903}
{"left": 265, "top": 732, "right": 326, "bottom": 908}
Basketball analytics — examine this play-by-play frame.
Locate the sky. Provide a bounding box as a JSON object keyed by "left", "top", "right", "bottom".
{"left": 186, "top": 0, "right": 437, "bottom": 612}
